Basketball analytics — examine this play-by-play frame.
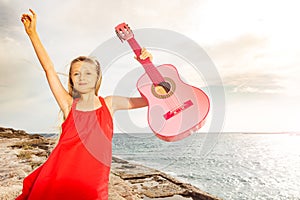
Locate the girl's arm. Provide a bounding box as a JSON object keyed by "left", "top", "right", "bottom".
{"left": 105, "top": 95, "right": 148, "bottom": 115}
{"left": 105, "top": 48, "right": 152, "bottom": 115}
{"left": 21, "top": 9, "right": 72, "bottom": 117}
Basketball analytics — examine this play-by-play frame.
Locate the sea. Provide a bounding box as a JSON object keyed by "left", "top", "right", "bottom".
{"left": 111, "top": 132, "right": 300, "bottom": 200}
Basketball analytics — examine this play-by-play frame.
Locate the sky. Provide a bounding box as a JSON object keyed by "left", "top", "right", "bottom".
{"left": 1, "top": 0, "right": 300, "bottom": 133}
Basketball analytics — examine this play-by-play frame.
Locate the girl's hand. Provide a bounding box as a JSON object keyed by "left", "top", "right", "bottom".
{"left": 135, "top": 48, "right": 153, "bottom": 62}
{"left": 21, "top": 9, "right": 37, "bottom": 36}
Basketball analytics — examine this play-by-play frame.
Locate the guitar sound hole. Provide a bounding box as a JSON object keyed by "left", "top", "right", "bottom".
{"left": 156, "top": 81, "right": 171, "bottom": 94}
{"left": 151, "top": 78, "right": 175, "bottom": 99}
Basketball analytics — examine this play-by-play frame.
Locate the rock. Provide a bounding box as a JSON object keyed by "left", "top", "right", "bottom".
{"left": 0, "top": 127, "right": 222, "bottom": 200}
{"left": 111, "top": 157, "right": 221, "bottom": 200}
{"left": 0, "top": 127, "right": 28, "bottom": 138}
{"left": 109, "top": 174, "right": 141, "bottom": 200}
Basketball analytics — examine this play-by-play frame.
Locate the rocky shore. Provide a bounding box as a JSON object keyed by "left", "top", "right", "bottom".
{"left": 0, "top": 127, "right": 220, "bottom": 200}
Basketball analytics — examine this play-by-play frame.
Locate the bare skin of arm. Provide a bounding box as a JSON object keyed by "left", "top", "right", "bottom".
{"left": 104, "top": 48, "right": 152, "bottom": 114}
{"left": 104, "top": 95, "right": 148, "bottom": 115}
{"left": 21, "top": 9, "right": 72, "bottom": 118}
{"left": 22, "top": 9, "right": 151, "bottom": 118}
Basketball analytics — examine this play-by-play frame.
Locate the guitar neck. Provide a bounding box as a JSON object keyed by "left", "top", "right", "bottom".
{"left": 127, "top": 38, "right": 164, "bottom": 85}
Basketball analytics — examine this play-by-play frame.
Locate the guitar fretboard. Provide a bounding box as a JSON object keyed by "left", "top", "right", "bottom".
{"left": 127, "top": 38, "right": 165, "bottom": 85}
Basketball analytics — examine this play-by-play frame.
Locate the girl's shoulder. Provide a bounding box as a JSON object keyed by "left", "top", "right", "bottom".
{"left": 62, "top": 97, "right": 74, "bottom": 119}
{"left": 103, "top": 96, "right": 114, "bottom": 116}
{"left": 103, "top": 95, "right": 112, "bottom": 104}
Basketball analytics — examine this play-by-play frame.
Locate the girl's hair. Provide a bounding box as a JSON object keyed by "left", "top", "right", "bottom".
{"left": 52, "top": 56, "right": 102, "bottom": 147}
{"left": 68, "top": 56, "right": 102, "bottom": 98}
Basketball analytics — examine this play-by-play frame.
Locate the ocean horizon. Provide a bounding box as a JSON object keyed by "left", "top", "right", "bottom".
{"left": 40, "top": 132, "right": 300, "bottom": 199}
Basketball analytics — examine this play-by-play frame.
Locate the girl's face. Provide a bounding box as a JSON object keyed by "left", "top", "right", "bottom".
{"left": 70, "top": 61, "right": 99, "bottom": 95}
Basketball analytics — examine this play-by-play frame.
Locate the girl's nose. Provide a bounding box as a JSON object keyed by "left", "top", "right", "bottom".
{"left": 79, "top": 74, "right": 85, "bottom": 80}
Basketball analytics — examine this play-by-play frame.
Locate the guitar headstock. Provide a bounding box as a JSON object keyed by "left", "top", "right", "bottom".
{"left": 115, "top": 23, "right": 134, "bottom": 42}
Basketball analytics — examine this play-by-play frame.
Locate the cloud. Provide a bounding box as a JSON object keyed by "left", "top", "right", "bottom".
{"left": 0, "top": 1, "right": 26, "bottom": 40}
{"left": 1, "top": 0, "right": 300, "bottom": 132}
{"left": 0, "top": 31, "right": 54, "bottom": 131}
{"left": 223, "top": 72, "right": 285, "bottom": 95}
{"left": 204, "top": 33, "right": 300, "bottom": 97}
{"left": 0, "top": 1, "right": 17, "bottom": 27}
{"left": 205, "top": 34, "right": 269, "bottom": 70}
{"left": 1, "top": 0, "right": 205, "bottom": 132}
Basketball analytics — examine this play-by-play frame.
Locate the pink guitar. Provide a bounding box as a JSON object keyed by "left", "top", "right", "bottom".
{"left": 115, "top": 23, "right": 210, "bottom": 142}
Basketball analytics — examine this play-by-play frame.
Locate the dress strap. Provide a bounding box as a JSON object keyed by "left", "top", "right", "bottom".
{"left": 99, "top": 96, "right": 113, "bottom": 120}
{"left": 99, "top": 96, "right": 107, "bottom": 110}
{"left": 71, "top": 98, "right": 80, "bottom": 110}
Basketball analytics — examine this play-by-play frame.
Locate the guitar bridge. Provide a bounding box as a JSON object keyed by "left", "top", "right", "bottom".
{"left": 164, "top": 100, "right": 193, "bottom": 120}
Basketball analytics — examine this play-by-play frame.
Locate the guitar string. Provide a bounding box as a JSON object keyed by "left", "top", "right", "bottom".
{"left": 145, "top": 59, "right": 179, "bottom": 110}
{"left": 122, "top": 27, "right": 192, "bottom": 135}
{"left": 124, "top": 29, "right": 180, "bottom": 112}
{"left": 128, "top": 37, "right": 175, "bottom": 108}
{"left": 150, "top": 64, "right": 179, "bottom": 110}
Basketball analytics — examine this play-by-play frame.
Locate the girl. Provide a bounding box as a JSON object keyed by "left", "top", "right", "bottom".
{"left": 18, "top": 9, "right": 151, "bottom": 200}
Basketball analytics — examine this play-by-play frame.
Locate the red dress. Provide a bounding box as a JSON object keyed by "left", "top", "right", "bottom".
{"left": 16, "top": 97, "right": 113, "bottom": 200}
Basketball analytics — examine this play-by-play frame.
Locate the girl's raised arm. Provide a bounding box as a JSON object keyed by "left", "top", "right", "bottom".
{"left": 21, "top": 9, "right": 72, "bottom": 117}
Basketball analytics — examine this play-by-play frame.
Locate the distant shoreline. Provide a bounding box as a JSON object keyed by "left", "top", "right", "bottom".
{"left": 35, "top": 131, "right": 300, "bottom": 137}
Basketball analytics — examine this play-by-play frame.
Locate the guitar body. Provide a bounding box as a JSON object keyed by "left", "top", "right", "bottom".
{"left": 115, "top": 22, "right": 210, "bottom": 142}
{"left": 137, "top": 64, "right": 210, "bottom": 142}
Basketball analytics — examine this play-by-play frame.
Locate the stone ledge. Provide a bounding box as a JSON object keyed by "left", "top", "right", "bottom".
{"left": 0, "top": 127, "right": 222, "bottom": 200}
{"left": 111, "top": 157, "right": 221, "bottom": 200}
